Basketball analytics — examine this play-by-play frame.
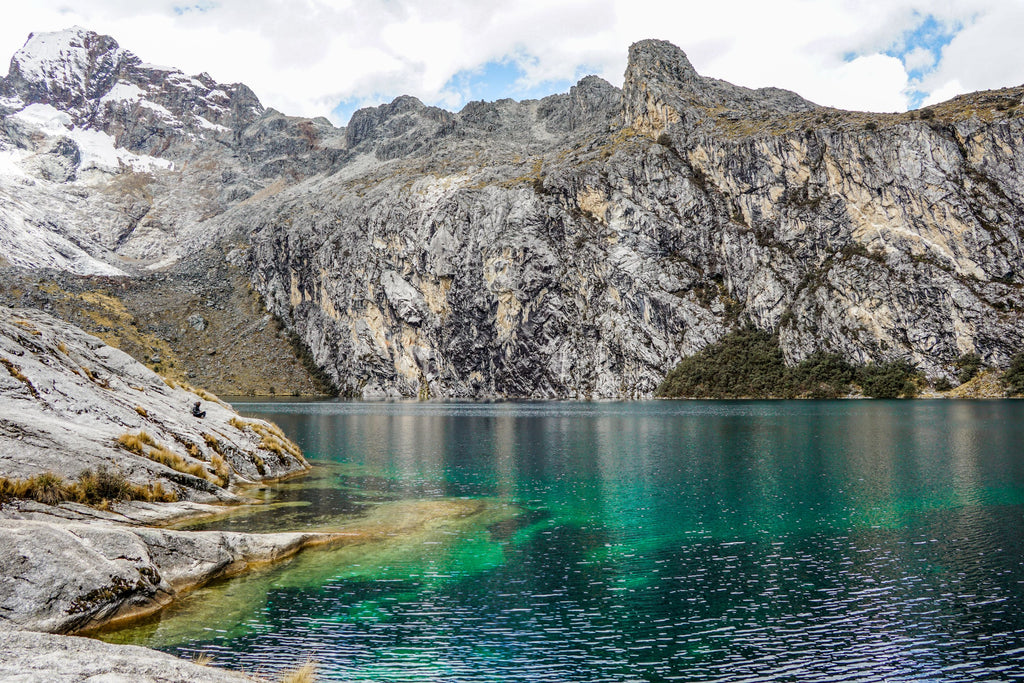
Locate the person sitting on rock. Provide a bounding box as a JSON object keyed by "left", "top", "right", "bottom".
{"left": 191, "top": 401, "right": 206, "bottom": 418}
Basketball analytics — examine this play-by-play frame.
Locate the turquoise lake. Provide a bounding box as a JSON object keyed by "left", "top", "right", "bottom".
{"left": 101, "top": 400, "right": 1024, "bottom": 682}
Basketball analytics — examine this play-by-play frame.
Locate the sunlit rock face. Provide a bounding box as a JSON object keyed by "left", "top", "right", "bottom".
{"left": 2, "top": 31, "right": 1023, "bottom": 397}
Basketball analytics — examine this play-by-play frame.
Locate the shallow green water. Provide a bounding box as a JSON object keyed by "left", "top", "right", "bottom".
{"left": 103, "top": 401, "right": 1024, "bottom": 681}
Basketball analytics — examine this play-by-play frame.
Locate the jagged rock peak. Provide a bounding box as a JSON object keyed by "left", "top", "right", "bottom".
{"left": 1, "top": 26, "right": 266, "bottom": 160}
{"left": 2, "top": 27, "right": 132, "bottom": 109}
{"left": 346, "top": 95, "right": 455, "bottom": 158}
{"left": 626, "top": 39, "right": 699, "bottom": 87}
{"left": 622, "top": 37, "right": 818, "bottom": 135}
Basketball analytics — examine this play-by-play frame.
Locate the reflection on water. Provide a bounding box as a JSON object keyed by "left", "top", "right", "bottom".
{"left": 102, "top": 400, "right": 1024, "bottom": 681}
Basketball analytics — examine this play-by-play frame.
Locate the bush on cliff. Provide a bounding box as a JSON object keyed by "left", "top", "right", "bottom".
{"left": 856, "top": 360, "right": 919, "bottom": 398}
{"left": 656, "top": 328, "right": 918, "bottom": 398}
{"left": 656, "top": 328, "right": 787, "bottom": 399}
{"left": 954, "top": 352, "right": 983, "bottom": 385}
{"left": 1003, "top": 353, "right": 1024, "bottom": 396}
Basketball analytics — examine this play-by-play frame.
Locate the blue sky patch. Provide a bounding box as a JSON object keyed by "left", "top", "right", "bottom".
{"left": 443, "top": 59, "right": 574, "bottom": 105}
{"left": 332, "top": 97, "right": 369, "bottom": 127}
{"left": 331, "top": 58, "right": 580, "bottom": 127}
{"left": 173, "top": 2, "right": 218, "bottom": 16}
{"left": 886, "top": 13, "right": 961, "bottom": 108}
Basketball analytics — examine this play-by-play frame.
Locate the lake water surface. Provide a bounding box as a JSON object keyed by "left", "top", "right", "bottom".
{"left": 101, "top": 400, "right": 1024, "bottom": 682}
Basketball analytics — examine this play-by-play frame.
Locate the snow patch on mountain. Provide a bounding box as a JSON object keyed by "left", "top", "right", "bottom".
{"left": 8, "top": 27, "right": 127, "bottom": 109}
{"left": 10, "top": 103, "right": 173, "bottom": 174}
{"left": 100, "top": 81, "right": 144, "bottom": 104}
{"left": 0, "top": 95, "right": 24, "bottom": 111}
{"left": 194, "top": 114, "right": 230, "bottom": 132}
{"left": 12, "top": 27, "right": 99, "bottom": 88}
{"left": 9, "top": 102, "right": 72, "bottom": 133}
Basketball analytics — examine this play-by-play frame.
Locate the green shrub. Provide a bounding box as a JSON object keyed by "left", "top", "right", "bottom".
{"left": 657, "top": 329, "right": 919, "bottom": 399}
{"left": 792, "top": 352, "right": 857, "bottom": 398}
{"left": 1003, "top": 353, "right": 1024, "bottom": 396}
{"left": 656, "top": 327, "right": 787, "bottom": 398}
{"left": 954, "top": 352, "right": 983, "bottom": 384}
{"left": 857, "top": 360, "right": 919, "bottom": 398}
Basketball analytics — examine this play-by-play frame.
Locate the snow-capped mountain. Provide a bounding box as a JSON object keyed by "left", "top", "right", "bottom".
{"left": 0, "top": 27, "right": 277, "bottom": 273}
{"left": 0, "top": 27, "right": 263, "bottom": 150}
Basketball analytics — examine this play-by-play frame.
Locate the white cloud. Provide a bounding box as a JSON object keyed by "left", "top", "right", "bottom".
{"left": 902, "top": 46, "right": 936, "bottom": 73}
{"left": 0, "top": 0, "right": 1017, "bottom": 125}
{"left": 923, "top": 79, "right": 966, "bottom": 107}
{"left": 918, "top": 2, "right": 1024, "bottom": 101}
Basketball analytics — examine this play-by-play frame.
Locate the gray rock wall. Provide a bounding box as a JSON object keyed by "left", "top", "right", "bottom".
{"left": 233, "top": 43, "right": 1023, "bottom": 397}
{"left": 2, "top": 30, "right": 1022, "bottom": 398}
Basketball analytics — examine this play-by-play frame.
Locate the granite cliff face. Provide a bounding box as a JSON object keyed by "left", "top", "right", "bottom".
{"left": 235, "top": 40, "right": 1023, "bottom": 397}
{"left": 1, "top": 31, "right": 1022, "bottom": 398}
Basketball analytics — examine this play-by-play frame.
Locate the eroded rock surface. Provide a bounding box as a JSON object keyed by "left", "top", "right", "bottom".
{"left": 0, "top": 305, "right": 308, "bottom": 499}
{"left": 0, "top": 630, "right": 252, "bottom": 682}
{"left": 0, "top": 516, "right": 331, "bottom": 633}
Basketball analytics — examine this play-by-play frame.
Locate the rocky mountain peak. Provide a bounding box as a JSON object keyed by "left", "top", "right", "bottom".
{"left": 625, "top": 39, "right": 700, "bottom": 89}
{"left": 621, "top": 37, "right": 817, "bottom": 136}
{"left": 2, "top": 27, "right": 131, "bottom": 113}
{"left": 0, "top": 26, "right": 264, "bottom": 159}
{"left": 346, "top": 95, "right": 455, "bottom": 159}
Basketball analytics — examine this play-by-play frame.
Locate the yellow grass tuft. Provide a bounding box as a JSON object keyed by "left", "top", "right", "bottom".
{"left": 192, "top": 652, "right": 213, "bottom": 667}
{"left": 147, "top": 443, "right": 212, "bottom": 481}
{"left": 1, "top": 468, "right": 177, "bottom": 508}
{"left": 203, "top": 432, "right": 225, "bottom": 456}
{"left": 210, "top": 453, "right": 231, "bottom": 487}
{"left": 278, "top": 661, "right": 318, "bottom": 683}
{"left": 117, "top": 432, "right": 226, "bottom": 487}
{"left": 135, "top": 406, "right": 149, "bottom": 418}
{"left": 116, "top": 431, "right": 156, "bottom": 455}
{"left": 147, "top": 480, "right": 178, "bottom": 503}
{"left": 174, "top": 380, "right": 229, "bottom": 407}
{"left": 2, "top": 357, "right": 40, "bottom": 398}
{"left": 230, "top": 418, "right": 305, "bottom": 463}
{"left": 13, "top": 319, "right": 41, "bottom": 335}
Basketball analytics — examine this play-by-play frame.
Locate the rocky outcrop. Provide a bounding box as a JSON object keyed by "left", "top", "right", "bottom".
{"left": 2, "top": 30, "right": 1023, "bottom": 397}
{"left": 0, "top": 630, "right": 252, "bottom": 682}
{"left": 0, "top": 305, "right": 308, "bottom": 500}
{"left": 0, "top": 305, "right": 319, "bottom": 674}
{"left": 0, "top": 515, "right": 333, "bottom": 633}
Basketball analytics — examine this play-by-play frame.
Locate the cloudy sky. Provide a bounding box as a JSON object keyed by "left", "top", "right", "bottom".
{"left": 1, "top": 0, "right": 1022, "bottom": 126}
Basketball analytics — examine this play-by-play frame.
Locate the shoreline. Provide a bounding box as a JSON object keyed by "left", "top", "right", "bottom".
{"left": 1, "top": 480, "right": 500, "bottom": 682}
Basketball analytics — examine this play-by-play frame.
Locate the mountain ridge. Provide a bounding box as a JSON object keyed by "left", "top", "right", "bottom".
{"left": 1, "top": 27, "right": 1022, "bottom": 398}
